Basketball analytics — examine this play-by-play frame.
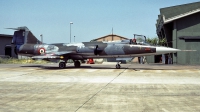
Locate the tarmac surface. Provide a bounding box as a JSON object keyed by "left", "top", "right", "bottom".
{"left": 0, "top": 63, "right": 200, "bottom": 112}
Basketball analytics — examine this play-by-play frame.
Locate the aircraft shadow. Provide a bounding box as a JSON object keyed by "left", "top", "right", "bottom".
{"left": 21, "top": 65, "right": 42, "bottom": 68}
{"left": 20, "top": 65, "right": 184, "bottom": 70}
{"left": 20, "top": 65, "right": 117, "bottom": 70}
{"left": 132, "top": 68, "right": 182, "bottom": 70}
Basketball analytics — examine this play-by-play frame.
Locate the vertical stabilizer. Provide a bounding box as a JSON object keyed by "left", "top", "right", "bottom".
{"left": 7, "top": 26, "right": 41, "bottom": 45}
{"left": 7, "top": 26, "right": 41, "bottom": 55}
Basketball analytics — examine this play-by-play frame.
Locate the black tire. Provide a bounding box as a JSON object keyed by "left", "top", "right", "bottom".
{"left": 74, "top": 61, "right": 81, "bottom": 68}
{"left": 116, "top": 64, "right": 121, "bottom": 69}
{"left": 59, "top": 62, "right": 66, "bottom": 69}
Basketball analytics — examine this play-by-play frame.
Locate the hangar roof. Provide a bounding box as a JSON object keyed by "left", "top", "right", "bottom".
{"left": 156, "top": 2, "right": 200, "bottom": 33}
{"left": 160, "top": 2, "right": 200, "bottom": 20}
{"left": 93, "top": 34, "right": 128, "bottom": 41}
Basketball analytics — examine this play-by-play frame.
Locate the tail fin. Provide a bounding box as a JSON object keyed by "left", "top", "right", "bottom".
{"left": 7, "top": 26, "right": 41, "bottom": 55}
{"left": 7, "top": 26, "right": 41, "bottom": 45}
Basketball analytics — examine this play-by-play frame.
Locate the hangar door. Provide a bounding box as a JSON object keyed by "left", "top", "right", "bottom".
{"left": 5, "top": 45, "right": 12, "bottom": 57}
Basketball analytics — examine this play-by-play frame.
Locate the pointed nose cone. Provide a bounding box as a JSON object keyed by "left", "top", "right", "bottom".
{"left": 156, "top": 47, "right": 180, "bottom": 54}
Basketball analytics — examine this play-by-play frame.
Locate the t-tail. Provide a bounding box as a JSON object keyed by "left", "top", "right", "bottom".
{"left": 7, "top": 26, "right": 42, "bottom": 56}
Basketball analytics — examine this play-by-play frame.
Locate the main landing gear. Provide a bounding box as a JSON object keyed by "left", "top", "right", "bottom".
{"left": 58, "top": 60, "right": 81, "bottom": 69}
{"left": 115, "top": 62, "right": 121, "bottom": 69}
{"left": 74, "top": 60, "right": 81, "bottom": 68}
{"left": 59, "top": 62, "right": 66, "bottom": 69}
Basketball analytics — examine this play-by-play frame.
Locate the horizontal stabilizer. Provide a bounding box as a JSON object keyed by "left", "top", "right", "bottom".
{"left": 6, "top": 26, "right": 30, "bottom": 31}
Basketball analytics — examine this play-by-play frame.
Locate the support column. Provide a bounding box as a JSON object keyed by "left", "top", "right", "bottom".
{"left": 172, "top": 21, "right": 177, "bottom": 64}
{"left": 162, "top": 26, "right": 169, "bottom": 47}
{"left": 160, "top": 29, "right": 164, "bottom": 39}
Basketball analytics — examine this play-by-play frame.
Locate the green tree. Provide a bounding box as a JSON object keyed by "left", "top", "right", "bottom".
{"left": 146, "top": 37, "right": 167, "bottom": 46}
{"left": 158, "top": 38, "right": 167, "bottom": 46}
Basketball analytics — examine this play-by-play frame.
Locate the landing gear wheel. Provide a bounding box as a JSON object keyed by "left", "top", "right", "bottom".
{"left": 116, "top": 64, "right": 121, "bottom": 69}
{"left": 74, "top": 61, "right": 81, "bottom": 68}
{"left": 59, "top": 62, "right": 66, "bottom": 69}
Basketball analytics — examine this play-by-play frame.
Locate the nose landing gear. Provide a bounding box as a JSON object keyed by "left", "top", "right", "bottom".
{"left": 116, "top": 62, "right": 121, "bottom": 69}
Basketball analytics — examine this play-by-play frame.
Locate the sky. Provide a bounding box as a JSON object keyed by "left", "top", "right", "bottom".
{"left": 0, "top": 0, "right": 199, "bottom": 43}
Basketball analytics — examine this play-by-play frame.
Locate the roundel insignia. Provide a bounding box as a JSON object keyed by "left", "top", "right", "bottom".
{"left": 38, "top": 48, "right": 45, "bottom": 54}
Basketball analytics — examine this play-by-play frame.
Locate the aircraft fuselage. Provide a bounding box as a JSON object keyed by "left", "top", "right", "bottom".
{"left": 18, "top": 42, "right": 158, "bottom": 58}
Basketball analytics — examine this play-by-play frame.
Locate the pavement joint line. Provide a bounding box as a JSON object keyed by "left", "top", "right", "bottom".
{"left": 0, "top": 71, "right": 39, "bottom": 81}
{"left": 74, "top": 66, "right": 130, "bottom": 112}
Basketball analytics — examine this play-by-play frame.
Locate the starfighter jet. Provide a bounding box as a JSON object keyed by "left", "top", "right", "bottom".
{"left": 10, "top": 26, "right": 180, "bottom": 69}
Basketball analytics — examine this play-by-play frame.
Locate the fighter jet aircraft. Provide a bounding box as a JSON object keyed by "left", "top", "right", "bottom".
{"left": 10, "top": 26, "right": 180, "bottom": 69}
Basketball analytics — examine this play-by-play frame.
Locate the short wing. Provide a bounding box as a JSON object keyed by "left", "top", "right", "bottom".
{"left": 31, "top": 51, "right": 76, "bottom": 60}
{"left": 52, "top": 51, "right": 77, "bottom": 56}
{"left": 116, "top": 57, "right": 134, "bottom": 61}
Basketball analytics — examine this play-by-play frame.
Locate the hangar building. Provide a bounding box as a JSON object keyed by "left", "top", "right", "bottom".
{"left": 91, "top": 34, "right": 128, "bottom": 42}
{"left": 154, "top": 2, "right": 200, "bottom": 65}
{"left": 0, "top": 34, "right": 17, "bottom": 58}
